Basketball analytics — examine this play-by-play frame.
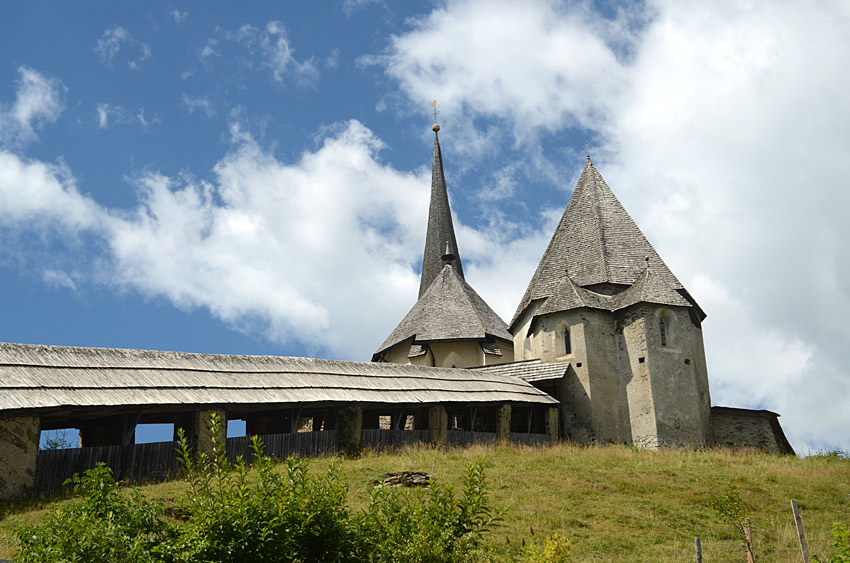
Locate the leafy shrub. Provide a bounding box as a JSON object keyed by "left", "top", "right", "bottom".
{"left": 172, "top": 413, "right": 357, "bottom": 562}
{"left": 16, "top": 464, "right": 174, "bottom": 563}
{"left": 814, "top": 522, "right": 850, "bottom": 563}
{"left": 356, "top": 457, "right": 500, "bottom": 562}
{"left": 514, "top": 528, "right": 572, "bottom": 562}
{"left": 16, "top": 414, "right": 502, "bottom": 563}
{"left": 710, "top": 487, "right": 757, "bottom": 561}
{"left": 810, "top": 451, "right": 850, "bottom": 462}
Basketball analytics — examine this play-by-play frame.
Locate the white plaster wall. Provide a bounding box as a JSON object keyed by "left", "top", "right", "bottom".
{"left": 382, "top": 337, "right": 513, "bottom": 368}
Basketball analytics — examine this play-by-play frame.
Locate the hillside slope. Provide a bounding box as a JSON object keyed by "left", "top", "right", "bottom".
{"left": 2, "top": 443, "right": 848, "bottom": 561}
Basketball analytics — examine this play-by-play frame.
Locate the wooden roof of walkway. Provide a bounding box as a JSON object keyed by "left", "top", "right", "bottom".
{"left": 0, "top": 342, "right": 557, "bottom": 420}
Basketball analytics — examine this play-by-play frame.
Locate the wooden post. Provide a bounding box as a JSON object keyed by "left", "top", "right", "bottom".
{"left": 545, "top": 407, "right": 559, "bottom": 443}
{"left": 496, "top": 404, "right": 511, "bottom": 443}
{"left": 428, "top": 405, "right": 448, "bottom": 447}
{"left": 745, "top": 522, "right": 755, "bottom": 563}
{"left": 337, "top": 406, "right": 363, "bottom": 456}
{"left": 290, "top": 405, "right": 303, "bottom": 433}
{"left": 694, "top": 536, "right": 702, "bottom": 563}
{"left": 791, "top": 499, "right": 810, "bottom": 563}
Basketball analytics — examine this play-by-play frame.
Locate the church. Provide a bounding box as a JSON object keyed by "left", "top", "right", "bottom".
{"left": 0, "top": 122, "right": 792, "bottom": 501}
{"left": 373, "top": 123, "right": 792, "bottom": 452}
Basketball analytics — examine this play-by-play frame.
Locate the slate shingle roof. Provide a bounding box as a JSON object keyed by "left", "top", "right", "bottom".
{"left": 419, "top": 132, "right": 463, "bottom": 298}
{"left": 471, "top": 359, "right": 568, "bottom": 383}
{"left": 375, "top": 263, "right": 513, "bottom": 358}
{"left": 511, "top": 159, "right": 700, "bottom": 328}
{"left": 533, "top": 267, "right": 691, "bottom": 319}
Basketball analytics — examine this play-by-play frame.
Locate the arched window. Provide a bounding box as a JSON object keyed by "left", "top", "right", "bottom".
{"left": 659, "top": 318, "right": 668, "bottom": 347}
{"left": 556, "top": 321, "right": 572, "bottom": 357}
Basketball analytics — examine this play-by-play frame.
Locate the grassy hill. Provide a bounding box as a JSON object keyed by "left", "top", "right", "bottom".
{"left": 2, "top": 443, "right": 848, "bottom": 561}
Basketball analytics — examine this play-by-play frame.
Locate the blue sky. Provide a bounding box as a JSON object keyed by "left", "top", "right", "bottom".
{"left": 2, "top": 1, "right": 849, "bottom": 453}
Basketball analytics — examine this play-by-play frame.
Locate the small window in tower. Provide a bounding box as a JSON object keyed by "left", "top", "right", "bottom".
{"left": 660, "top": 318, "right": 668, "bottom": 347}
{"left": 564, "top": 327, "right": 572, "bottom": 355}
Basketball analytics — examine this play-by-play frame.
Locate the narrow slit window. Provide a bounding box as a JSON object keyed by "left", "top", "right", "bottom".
{"left": 659, "top": 319, "right": 667, "bottom": 347}
{"left": 564, "top": 327, "right": 572, "bottom": 355}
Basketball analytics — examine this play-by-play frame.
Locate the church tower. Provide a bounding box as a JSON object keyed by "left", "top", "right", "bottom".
{"left": 373, "top": 125, "right": 514, "bottom": 368}
{"left": 510, "top": 158, "right": 711, "bottom": 448}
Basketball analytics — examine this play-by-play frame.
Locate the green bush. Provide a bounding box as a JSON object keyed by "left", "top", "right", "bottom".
{"left": 814, "top": 522, "right": 850, "bottom": 563}
{"left": 356, "top": 458, "right": 500, "bottom": 562}
{"left": 16, "top": 413, "right": 503, "bottom": 562}
{"left": 16, "top": 464, "right": 175, "bottom": 563}
{"left": 172, "top": 415, "right": 357, "bottom": 562}
{"left": 514, "top": 529, "right": 572, "bottom": 563}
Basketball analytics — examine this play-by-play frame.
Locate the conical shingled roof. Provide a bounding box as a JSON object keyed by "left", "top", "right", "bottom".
{"left": 375, "top": 263, "right": 512, "bottom": 359}
{"left": 511, "top": 159, "right": 694, "bottom": 328}
{"left": 419, "top": 132, "right": 464, "bottom": 298}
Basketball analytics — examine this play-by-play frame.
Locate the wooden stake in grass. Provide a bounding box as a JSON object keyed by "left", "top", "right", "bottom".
{"left": 791, "top": 499, "right": 810, "bottom": 563}
{"left": 745, "top": 523, "right": 755, "bottom": 563}
{"left": 694, "top": 536, "right": 702, "bottom": 563}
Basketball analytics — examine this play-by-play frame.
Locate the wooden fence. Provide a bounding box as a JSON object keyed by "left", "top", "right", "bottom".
{"left": 446, "top": 430, "right": 497, "bottom": 447}
{"left": 35, "top": 441, "right": 180, "bottom": 496}
{"left": 34, "top": 429, "right": 551, "bottom": 496}
{"left": 361, "top": 429, "right": 430, "bottom": 451}
{"left": 510, "top": 432, "right": 550, "bottom": 446}
{"left": 35, "top": 430, "right": 338, "bottom": 497}
{"left": 226, "top": 430, "right": 338, "bottom": 464}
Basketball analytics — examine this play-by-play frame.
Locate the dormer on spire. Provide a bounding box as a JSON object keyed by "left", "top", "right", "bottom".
{"left": 419, "top": 125, "right": 463, "bottom": 298}
{"left": 442, "top": 241, "right": 455, "bottom": 263}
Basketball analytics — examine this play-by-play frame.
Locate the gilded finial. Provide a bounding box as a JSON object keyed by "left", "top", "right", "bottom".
{"left": 432, "top": 100, "right": 440, "bottom": 132}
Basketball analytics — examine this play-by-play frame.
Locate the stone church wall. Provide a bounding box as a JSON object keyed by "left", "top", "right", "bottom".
{"left": 640, "top": 305, "right": 711, "bottom": 448}
{"left": 0, "top": 416, "right": 39, "bottom": 500}
{"left": 712, "top": 407, "right": 794, "bottom": 454}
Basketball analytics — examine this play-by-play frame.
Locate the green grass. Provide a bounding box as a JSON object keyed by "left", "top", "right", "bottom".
{"left": 2, "top": 443, "right": 849, "bottom": 561}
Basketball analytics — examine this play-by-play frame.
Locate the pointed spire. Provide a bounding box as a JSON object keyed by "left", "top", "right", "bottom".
{"left": 419, "top": 126, "right": 463, "bottom": 298}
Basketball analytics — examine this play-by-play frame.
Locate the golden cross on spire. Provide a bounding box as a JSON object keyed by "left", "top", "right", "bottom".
{"left": 431, "top": 100, "right": 440, "bottom": 132}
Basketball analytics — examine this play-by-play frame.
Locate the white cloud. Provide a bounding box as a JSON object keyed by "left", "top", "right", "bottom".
{"left": 374, "top": 0, "right": 850, "bottom": 453}
{"left": 171, "top": 10, "right": 188, "bottom": 24}
{"left": 369, "top": 0, "right": 627, "bottom": 143}
{"left": 261, "top": 22, "right": 319, "bottom": 84}
{"left": 43, "top": 269, "right": 77, "bottom": 292}
{"left": 0, "top": 152, "right": 101, "bottom": 231}
{"left": 214, "top": 22, "right": 318, "bottom": 85}
{"left": 343, "top": 0, "right": 382, "bottom": 16}
{"left": 181, "top": 95, "right": 216, "bottom": 118}
{"left": 0, "top": 121, "right": 428, "bottom": 360}
{"left": 199, "top": 39, "right": 219, "bottom": 69}
{"left": 325, "top": 47, "right": 340, "bottom": 69}
{"left": 95, "top": 26, "right": 152, "bottom": 70}
{"left": 95, "top": 103, "right": 128, "bottom": 129}
{"left": 0, "top": 67, "right": 65, "bottom": 147}
{"left": 136, "top": 108, "right": 162, "bottom": 129}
